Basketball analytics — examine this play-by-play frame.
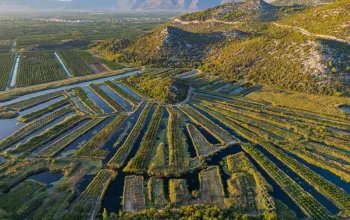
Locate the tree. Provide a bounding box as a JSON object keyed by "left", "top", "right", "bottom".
{"left": 103, "top": 208, "right": 108, "bottom": 220}
{"left": 331, "top": 67, "right": 337, "bottom": 73}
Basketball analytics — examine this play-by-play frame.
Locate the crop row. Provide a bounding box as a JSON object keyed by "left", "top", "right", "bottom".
{"left": 18, "top": 99, "right": 70, "bottom": 123}
{"left": 242, "top": 144, "right": 331, "bottom": 219}
{"left": 72, "top": 87, "right": 104, "bottom": 115}
{"left": 104, "top": 81, "right": 139, "bottom": 107}
{"left": 29, "top": 189, "right": 74, "bottom": 220}
{"left": 36, "top": 117, "right": 106, "bottom": 158}
{"left": 197, "top": 99, "right": 303, "bottom": 136}
{"left": 237, "top": 84, "right": 262, "bottom": 96}
{"left": 199, "top": 166, "right": 225, "bottom": 208}
{"left": 196, "top": 102, "right": 350, "bottom": 216}
{"left": 226, "top": 152, "right": 276, "bottom": 213}
{"left": 0, "top": 110, "right": 18, "bottom": 119}
{"left": 178, "top": 105, "right": 234, "bottom": 144}
{"left": 186, "top": 123, "right": 223, "bottom": 157}
{"left": 98, "top": 58, "right": 124, "bottom": 71}
{"left": 302, "top": 141, "right": 350, "bottom": 163}
{"left": 108, "top": 102, "right": 153, "bottom": 169}
{"left": 147, "top": 142, "right": 168, "bottom": 176}
{"left": 211, "top": 102, "right": 301, "bottom": 141}
{"left": 75, "top": 170, "right": 115, "bottom": 218}
{"left": 192, "top": 77, "right": 220, "bottom": 89}
{"left": 56, "top": 50, "right": 94, "bottom": 76}
{"left": 169, "top": 179, "right": 189, "bottom": 206}
{"left": 0, "top": 106, "right": 74, "bottom": 151}
{"left": 6, "top": 91, "right": 64, "bottom": 111}
{"left": 4, "top": 114, "right": 84, "bottom": 158}
{"left": 197, "top": 97, "right": 350, "bottom": 152}
{"left": 75, "top": 51, "right": 98, "bottom": 64}
{"left": 219, "top": 82, "right": 247, "bottom": 94}
{"left": 0, "top": 180, "right": 46, "bottom": 214}
{"left": 167, "top": 107, "right": 190, "bottom": 173}
{"left": 200, "top": 81, "right": 230, "bottom": 92}
{"left": 276, "top": 142, "right": 350, "bottom": 182}
{"left": 89, "top": 84, "right": 125, "bottom": 112}
{"left": 123, "top": 175, "right": 145, "bottom": 213}
{"left": 198, "top": 93, "right": 350, "bottom": 131}
{"left": 74, "top": 114, "right": 128, "bottom": 159}
{"left": 147, "top": 178, "right": 166, "bottom": 209}
{"left": 16, "top": 51, "right": 68, "bottom": 87}
{"left": 0, "top": 53, "right": 15, "bottom": 91}
{"left": 124, "top": 105, "right": 163, "bottom": 174}
{"left": 0, "top": 159, "right": 51, "bottom": 191}
{"left": 226, "top": 172, "right": 257, "bottom": 212}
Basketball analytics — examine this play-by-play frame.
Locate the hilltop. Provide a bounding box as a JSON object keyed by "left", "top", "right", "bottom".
{"left": 179, "top": 0, "right": 276, "bottom": 22}
{"left": 92, "top": 0, "right": 350, "bottom": 96}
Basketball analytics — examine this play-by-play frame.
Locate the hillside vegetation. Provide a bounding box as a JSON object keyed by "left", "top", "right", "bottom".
{"left": 271, "top": 0, "right": 335, "bottom": 6}
{"left": 278, "top": 0, "right": 350, "bottom": 40}
{"left": 92, "top": 0, "right": 350, "bottom": 96}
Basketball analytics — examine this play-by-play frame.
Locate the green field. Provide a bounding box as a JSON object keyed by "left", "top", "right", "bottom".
{"left": 16, "top": 51, "right": 68, "bottom": 87}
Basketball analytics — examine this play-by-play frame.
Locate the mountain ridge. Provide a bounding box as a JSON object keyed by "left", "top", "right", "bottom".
{"left": 93, "top": 0, "right": 349, "bottom": 96}
{"left": 0, "top": 0, "right": 238, "bottom": 10}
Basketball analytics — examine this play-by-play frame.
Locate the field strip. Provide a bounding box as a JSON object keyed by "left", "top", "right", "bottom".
{"left": 36, "top": 117, "right": 106, "bottom": 158}
{"left": 0, "top": 68, "right": 140, "bottom": 104}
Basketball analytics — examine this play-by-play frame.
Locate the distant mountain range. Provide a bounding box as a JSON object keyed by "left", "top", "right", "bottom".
{"left": 0, "top": 0, "right": 239, "bottom": 10}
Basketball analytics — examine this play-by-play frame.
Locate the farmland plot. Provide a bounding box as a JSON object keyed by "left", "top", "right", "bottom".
{"left": 199, "top": 166, "right": 225, "bottom": 208}
{"left": 16, "top": 51, "right": 68, "bottom": 87}
{"left": 56, "top": 50, "right": 94, "bottom": 77}
{"left": 75, "top": 170, "right": 115, "bottom": 219}
{"left": 167, "top": 107, "right": 190, "bottom": 174}
{"left": 123, "top": 176, "right": 145, "bottom": 213}
{"left": 148, "top": 178, "right": 166, "bottom": 209}
{"left": 124, "top": 105, "right": 163, "bottom": 173}
{"left": 36, "top": 117, "right": 106, "bottom": 158}
{"left": 74, "top": 114, "right": 128, "bottom": 159}
{"left": 5, "top": 91, "right": 64, "bottom": 111}
{"left": 186, "top": 123, "right": 223, "bottom": 157}
{"left": 0, "top": 106, "right": 74, "bottom": 151}
{"left": 178, "top": 105, "right": 235, "bottom": 144}
{"left": 0, "top": 54, "right": 15, "bottom": 91}
{"left": 108, "top": 102, "right": 153, "bottom": 169}
{"left": 226, "top": 152, "right": 275, "bottom": 214}
{"left": 72, "top": 87, "right": 104, "bottom": 115}
{"left": 89, "top": 84, "right": 125, "bottom": 112}
{"left": 169, "top": 179, "right": 189, "bottom": 207}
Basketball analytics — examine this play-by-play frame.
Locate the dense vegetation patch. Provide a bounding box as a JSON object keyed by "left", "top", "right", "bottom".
{"left": 119, "top": 71, "right": 189, "bottom": 104}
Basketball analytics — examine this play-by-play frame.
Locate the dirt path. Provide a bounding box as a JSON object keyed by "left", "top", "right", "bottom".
{"left": 273, "top": 22, "right": 350, "bottom": 45}
{"left": 178, "top": 86, "right": 194, "bottom": 105}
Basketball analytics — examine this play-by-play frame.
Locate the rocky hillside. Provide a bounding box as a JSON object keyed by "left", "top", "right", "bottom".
{"left": 94, "top": 0, "right": 350, "bottom": 96}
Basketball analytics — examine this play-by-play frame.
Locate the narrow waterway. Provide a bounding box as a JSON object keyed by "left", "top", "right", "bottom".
{"left": 113, "top": 82, "right": 142, "bottom": 100}
{"left": 9, "top": 54, "right": 20, "bottom": 88}
{"left": 339, "top": 106, "right": 350, "bottom": 113}
{"left": 0, "top": 70, "right": 140, "bottom": 106}
{"left": 99, "top": 84, "right": 132, "bottom": 111}
{"left": 54, "top": 52, "right": 72, "bottom": 77}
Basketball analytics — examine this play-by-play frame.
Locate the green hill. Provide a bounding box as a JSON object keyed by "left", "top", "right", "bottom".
{"left": 92, "top": 0, "right": 350, "bottom": 96}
